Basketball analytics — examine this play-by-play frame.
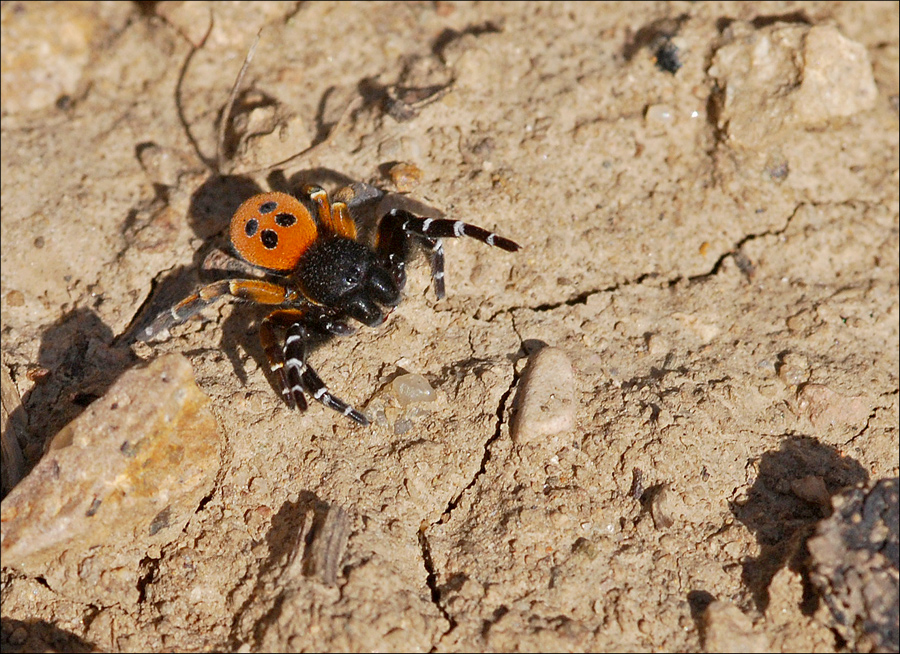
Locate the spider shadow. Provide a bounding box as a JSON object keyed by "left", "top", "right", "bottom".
{"left": 118, "top": 171, "right": 263, "bottom": 348}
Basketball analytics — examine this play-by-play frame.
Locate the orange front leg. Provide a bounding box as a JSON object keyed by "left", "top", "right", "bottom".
{"left": 304, "top": 185, "right": 358, "bottom": 241}
{"left": 140, "top": 279, "right": 299, "bottom": 341}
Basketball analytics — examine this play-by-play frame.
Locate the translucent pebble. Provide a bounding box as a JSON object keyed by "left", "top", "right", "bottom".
{"left": 390, "top": 373, "right": 436, "bottom": 407}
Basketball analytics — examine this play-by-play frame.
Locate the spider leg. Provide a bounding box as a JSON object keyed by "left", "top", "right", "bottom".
{"left": 428, "top": 238, "right": 446, "bottom": 299}
{"left": 140, "top": 279, "right": 299, "bottom": 341}
{"left": 304, "top": 184, "right": 358, "bottom": 240}
{"left": 373, "top": 210, "right": 412, "bottom": 291}
{"left": 261, "top": 309, "right": 368, "bottom": 425}
{"left": 375, "top": 208, "right": 519, "bottom": 299}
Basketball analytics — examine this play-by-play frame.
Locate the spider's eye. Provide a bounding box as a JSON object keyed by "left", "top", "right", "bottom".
{"left": 343, "top": 264, "right": 364, "bottom": 288}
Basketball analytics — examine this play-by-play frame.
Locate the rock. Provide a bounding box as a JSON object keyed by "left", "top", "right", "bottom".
{"left": 795, "top": 383, "right": 870, "bottom": 441}
{"left": 1, "top": 362, "right": 27, "bottom": 496}
{"left": 648, "top": 483, "right": 676, "bottom": 530}
{"left": 390, "top": 373, "right": 436, "bottom": 408}
{"left": 791, "top": 26, "right": 879, "bottom": 125}
{"left": 387, "top": 162, "right": 425, "bottom": 193}
{"left": 0, "top": 354, "right": 222, "bottom": 606}
{"left": 363, "top": 373, "right": 437, "bottom": 434}
{"left": 511, "top": 346, "right": 576, "bottom": 445}
{"left": 709, "top": 23, "right": 877, "bottom": 148}
{"left": 790, "top": 475, "right": 831, "bottom": 509}
{"left": 808, "top": 478, "right": 899, "bottom": 653}
{"left": 0, "top": 2, "right": 131, "bottom": 113}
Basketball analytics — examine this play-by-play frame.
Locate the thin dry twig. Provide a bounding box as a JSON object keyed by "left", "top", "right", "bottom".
{"left": 216, "top": 30, "right": 262, "bottom": 174}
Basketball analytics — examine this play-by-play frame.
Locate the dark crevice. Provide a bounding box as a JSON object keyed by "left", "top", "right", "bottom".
{"left": 525, "top": 271, "right": 662, "bottom": 314}
{"left": 135, "top": 555, "right": 159, "bottom": 604}
{"left": 531, "top": 286, "right": 615, "bottom": 312}
{"left": 548, "top": 195, "right": 880, "bottom": 316}
{"left": 685, "top": 203, "right": 801, "bottom": 284}
{"left": 418, "top": 526, "right": 455, "bottom": 637}
{"left": 196, "top": 486, "right": 216, "bottom": 513}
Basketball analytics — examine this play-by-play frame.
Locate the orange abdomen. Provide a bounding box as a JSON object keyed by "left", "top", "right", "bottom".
{"left": 229, "top": 192, "right": 318, "bottom": 273}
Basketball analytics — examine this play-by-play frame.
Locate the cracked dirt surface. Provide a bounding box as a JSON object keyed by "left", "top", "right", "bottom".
{"left": 1, "top": 2, "right": 898, "bottom": 652}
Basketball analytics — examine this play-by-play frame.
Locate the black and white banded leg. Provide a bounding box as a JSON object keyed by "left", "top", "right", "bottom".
{"left": 428, "top": 237, "right": 446, "bottom": 299}
{"left": 375, "top": 208, "right": 520, "bottom": 300}
{"left": 282, "top": 323, "right": 369, "bottom": 425}
{"left": 260, "top": 309, "right": 367, "bottom": 425}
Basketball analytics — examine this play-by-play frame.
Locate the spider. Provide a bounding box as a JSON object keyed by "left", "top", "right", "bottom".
{"left": 140, "top": 184, "right": 520, "bottom": 425}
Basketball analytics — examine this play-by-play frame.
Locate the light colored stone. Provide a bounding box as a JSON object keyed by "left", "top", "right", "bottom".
{"left": 1, "top": 354, "right": 221, "bottom": 606}
{"left": 710, "top": 23, "right": 877, "bottom": 148}
{"left": 511, "top": 347, "right": 576, "bottom": 444}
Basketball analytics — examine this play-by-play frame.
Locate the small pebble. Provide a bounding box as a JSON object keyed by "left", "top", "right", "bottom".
{"left": 512, "top": 347, "right": 576, "bottom": 444}
{"left": 390, "top": 373, "right": 436, "bottom": 408}
{"left": 387, "top": 162, "right": 424, "bottom": 193}
{"left": 790, "top": 475, "right": 830, "bottom": 508}
{"left": 649, "top": 484, "right": 675, "bottom": 530}
{"left": 777, "top": 352, "right": 808, "bottom": 386}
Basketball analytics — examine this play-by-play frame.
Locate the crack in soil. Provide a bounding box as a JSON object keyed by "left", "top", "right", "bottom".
{"left": 417, "top": 524, "right": 456, "bottom": 638}
{"left": 519, "top": 203, "right": 805, "bottom": 314}
{"left": 417, "top": 348, "right": 521, "bottom": 641}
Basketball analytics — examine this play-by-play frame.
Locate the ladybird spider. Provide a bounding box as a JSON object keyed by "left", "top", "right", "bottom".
{"left": 141, "top": 184, "right": 519, "bottom": 425}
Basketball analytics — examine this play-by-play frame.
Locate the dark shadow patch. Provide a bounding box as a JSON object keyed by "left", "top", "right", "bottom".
{"left": 432, "top": 20, "right": 504, "bottom": 61}
{"left": 1, "top": 617, "right": 96, "bottom": 653}
{"left": 187, "top": 174, "right": 264, "bottom": 240}
{"left": 623, "top": 15, "right": 689, "bottom": 63}
{"left": 227, "top": 491, "right": 352, "bottom": 649}
{"left": 751, "top": 11, "right": 811, "bottom": 29}
{"left": 730, "top": 435, "right": 868, "bottom": 613}
{"left": 6, "top": 308, "right": 138, "bottom": 493}
{"left": 716, "top": 10, "right": 811, "bottom": 34}
{"left": 686, "top": 589, "right": 717, "bottom": 649}
{"left": 687, "top": 589, "right": 716, "bottom": 621}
